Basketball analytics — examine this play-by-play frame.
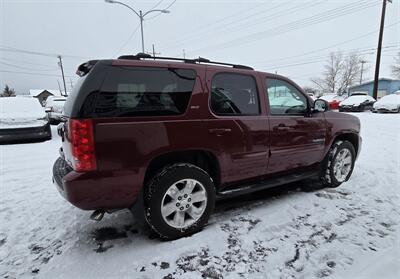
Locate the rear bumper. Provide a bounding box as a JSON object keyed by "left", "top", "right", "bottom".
{"left": 52, "top": 157, "right": 141, "bottom": 210}
{"left": 0, "top": 123, "right": 51, "bottom": 144}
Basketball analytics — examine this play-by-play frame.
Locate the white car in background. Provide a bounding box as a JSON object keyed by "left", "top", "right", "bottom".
{"left": 0, "top": 97, "right": 51, "bottom": 144}
{"left": 372, "top": 92, "right": 400, "bottom": 113}
{"left": 339, "top": 94, "right": 376, "bottom": 112}
{"left": 45, "top": 96, "right": 67, "bottom": 124}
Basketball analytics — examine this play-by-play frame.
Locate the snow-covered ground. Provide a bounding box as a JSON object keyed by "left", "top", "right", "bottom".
{"left": 1, "top": 112, "right": 399, "bottom": 279}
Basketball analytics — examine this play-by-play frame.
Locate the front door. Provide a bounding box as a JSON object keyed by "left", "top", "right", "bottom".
{"left": 265, "top": 78, "right": 326, "bottom": 174}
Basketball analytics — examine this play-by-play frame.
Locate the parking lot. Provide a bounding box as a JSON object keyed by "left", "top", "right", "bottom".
{"left": 1, "top": 112, "right": 399, "bottom": 279}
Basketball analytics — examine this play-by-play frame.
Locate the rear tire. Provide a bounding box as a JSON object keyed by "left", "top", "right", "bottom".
{"left": 144, "top": 163, "right": 216, "bottom": 240}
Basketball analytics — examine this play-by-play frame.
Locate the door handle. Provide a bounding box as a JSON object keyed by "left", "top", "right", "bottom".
{"left": 273, "top": 124, "right": 290, "bottom": 131}
{"left": 208, "top": 128, "right": 231, "bottom": 136}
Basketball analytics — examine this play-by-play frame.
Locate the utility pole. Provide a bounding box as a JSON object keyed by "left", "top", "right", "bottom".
{"left": 57, "top": 55, "right": 67, "bottom": 97}
{"left": 146, "top": 44, "right": 160, "bottom": 58}
{"left": 183, "top": 49, "right": 186, "bottom": 59}
{"left": 69, "top": 79, "right": 74, "bottom": 90}
{"left": 360, "top": 60, "right": 367, "bottom": 84}
{"left": 372, "top": 0, "right": 392, "bottom": 99}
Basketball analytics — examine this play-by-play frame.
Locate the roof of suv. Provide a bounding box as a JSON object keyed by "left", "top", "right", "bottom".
{"left": 76, "top": 53, "right": 259, "bottom": 77}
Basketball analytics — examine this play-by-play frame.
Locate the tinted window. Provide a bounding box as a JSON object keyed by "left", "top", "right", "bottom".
{"left": 81, "top": 67, "right": 196, "bottom": 117}
{"left": 266, "top": 78, "right": 307, "bottom": 115}
{"left": 211, "top": 73, "right": 259, "bottom": 115}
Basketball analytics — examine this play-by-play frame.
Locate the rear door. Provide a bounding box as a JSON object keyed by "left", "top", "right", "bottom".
{"left": 264, "top": 77, "right": 326, "bottom": 174}
{"left": 203, "top": 70, "right": 270, "bottom": 186}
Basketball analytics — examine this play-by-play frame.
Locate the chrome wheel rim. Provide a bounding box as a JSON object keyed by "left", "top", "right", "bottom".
{"left": 161, "top": 179, "right": 207, "bottom": 229}
{"left": 333, "top": 148, "right": 353, "bottom": 182}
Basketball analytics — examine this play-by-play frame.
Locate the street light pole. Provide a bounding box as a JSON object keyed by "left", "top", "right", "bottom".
{"left": 139, "top": 10, "right": 144, "bottom": 52}
{"left": 105, "top": 0, "right": 170, "bottom": 53}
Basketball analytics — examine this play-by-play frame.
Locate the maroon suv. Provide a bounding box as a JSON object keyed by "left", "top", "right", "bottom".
{"left": 53, "top": 54, "right": 361, "bottom": 239}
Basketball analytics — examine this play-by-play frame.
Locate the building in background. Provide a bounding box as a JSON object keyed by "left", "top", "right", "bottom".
{"left": 348, "top": 78, "right": 400, "bottom": 98}
{"left": 29, "top": 89, "right": 65, "bottom": 106}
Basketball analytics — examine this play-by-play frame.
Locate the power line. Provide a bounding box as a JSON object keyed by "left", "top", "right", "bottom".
{"left": 0, "top": 69, "right": 74, "bottom": 78}
{"left": 0, "top": 45, "right": 90, "bottom": 59}
{"left": 260, "top": 44, "right": 399, "bottom": 69}
{"left": 0, "top": 61, "right": 59, "bottom": 72}
{"left": 113, "top": 24, "right": 141, "bottom": 57}
{"left": 164, "top": 0, "right": 324, "bottom": 52}
{"left": 146, "top": 0, "right": 176, "bottom": 20}
{"left": 150, "top": 0, "right": 164, "bottom": 10}
{"left": 0, "top": 57, "right": 58, "bottom": 67}
{"left": 190, "top": 1, "right": 381, "bottom": 55}
{"left": 263, "top": 46, "right": 398, "bottom": 71}
{"left": 188, "top": 0, "right": 381, "bottom": 55}
{"left": 160, "top": 1, "right": 289, "bottom": 49}
{"left": 246, "top": 20, "right": 400, "bottom": 65}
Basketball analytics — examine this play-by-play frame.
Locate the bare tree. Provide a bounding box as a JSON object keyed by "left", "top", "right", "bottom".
{"left": 338, "top": 53, "right": 361, "bottom": 93}
{"left": 1, "top": 85, "right": 16, "bottom": 97}
{"left": 392, "top": 52, "right": 400, "bottom": 79}
{"left": 311, "top": 51, "right": 362, "bottom": 95}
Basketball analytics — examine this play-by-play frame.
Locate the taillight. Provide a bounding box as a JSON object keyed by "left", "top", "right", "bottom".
{"left": 69, "top": 119, "right": 96, "bottom": 172}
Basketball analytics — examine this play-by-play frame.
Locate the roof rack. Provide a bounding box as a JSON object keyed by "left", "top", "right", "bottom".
{"left": 117, "top": 53, "right": 253, "bottom": 70}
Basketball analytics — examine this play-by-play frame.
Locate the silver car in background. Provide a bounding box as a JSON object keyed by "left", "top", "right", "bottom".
{"left": 45, "top": 96, "right": 67, "bottom": 124}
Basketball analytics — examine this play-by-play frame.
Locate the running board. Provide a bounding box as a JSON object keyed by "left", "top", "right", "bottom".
{"left": 216, "top": 170, "right": 319, "bottom": 200}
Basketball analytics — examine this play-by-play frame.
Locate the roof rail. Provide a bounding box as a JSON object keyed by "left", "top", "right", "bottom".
{"left": 117, "top": 53, "right": 253, "bottom": 70}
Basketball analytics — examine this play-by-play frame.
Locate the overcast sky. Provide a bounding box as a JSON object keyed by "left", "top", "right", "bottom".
{"left": 1, "top": 0, "right": 399, "bottom": 94}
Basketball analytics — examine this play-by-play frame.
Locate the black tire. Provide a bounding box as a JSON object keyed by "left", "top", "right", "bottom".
{"left": 144, "top": 163, "right": 216, "bottom": 240}
{"left": 302, "top": 140, "right": 356, "bottom": 191}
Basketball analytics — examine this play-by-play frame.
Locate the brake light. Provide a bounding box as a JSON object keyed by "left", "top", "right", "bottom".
{"left": 69, "top": 119, "right": 96, "bottom": 171}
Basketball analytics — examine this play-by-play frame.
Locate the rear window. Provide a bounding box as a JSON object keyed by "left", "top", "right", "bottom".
{"left": 81, "top": 67, "right": 196, "bottom": 117}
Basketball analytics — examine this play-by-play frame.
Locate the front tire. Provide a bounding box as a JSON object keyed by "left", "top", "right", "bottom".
{"left": 302, "top": 140, "right": 356, "bottom": 191}
{"left": 322, "top": 140, "right": 356, "bottom": 188}
{"left": 144, "top": 163, "right": 216, "bottom": 240}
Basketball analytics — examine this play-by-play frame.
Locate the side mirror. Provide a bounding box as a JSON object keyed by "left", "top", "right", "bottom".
{"left": 313, "top": 99, "right": 329, "bottom": 112}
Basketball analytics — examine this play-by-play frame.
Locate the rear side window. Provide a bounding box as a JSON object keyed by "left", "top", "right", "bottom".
{"left": 210, "top": 73, "right": 260, "bottom": 115}
{"left": 81, "top": 67, "right": 196, "bottom": 117}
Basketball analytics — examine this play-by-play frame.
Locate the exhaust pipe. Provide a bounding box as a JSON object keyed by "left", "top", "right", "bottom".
{"left": 90, "top": 210, "right": 105, "bottom": 221}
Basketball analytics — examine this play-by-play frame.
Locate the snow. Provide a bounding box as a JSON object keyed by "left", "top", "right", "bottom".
{"left": 1, "top": 113, "right": 399, "bottom": 278}
{"left": 340, "top": 95, "right": 375, "bottom": 106}
{"left": 0, "top": 97, "right": 47, "bottom": 128}
{"left": 373, "top": 94, "right": 400, "bottom": 110}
